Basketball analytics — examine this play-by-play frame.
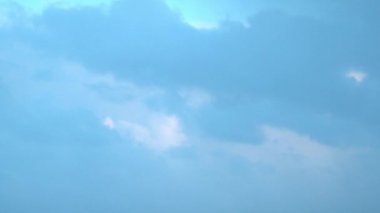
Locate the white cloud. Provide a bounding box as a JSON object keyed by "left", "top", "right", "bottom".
{"left": 346, "top": 70, "right": 367, "bottom": 83}
{"left": 223, "top": 126, "right": 356, "bottom": 170}
{"left": 0, "top": 54, "right": 184, "bottom": 151}
{"left": 185, "top": 20, "right": 220, "bottom": 30}
{"left": 178, "top": 88, "right": 213, "bottom": 108}
{"left": 103, "top": 116, "right": 115, "bottom": 129}
{"left": 118, "top": 115, "right": 187, "bottom": 151}
{"left": 54, "top": 64, "right": 184, "bottom": 151}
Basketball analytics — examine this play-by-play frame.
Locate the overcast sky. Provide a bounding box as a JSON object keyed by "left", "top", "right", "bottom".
{"left": 1, "top": 0, "right": 380, "bottom": 212}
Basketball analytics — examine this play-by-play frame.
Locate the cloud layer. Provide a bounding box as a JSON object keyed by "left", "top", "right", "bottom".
{"left": 1, "top": 0, "right": 380, "bottom": 212}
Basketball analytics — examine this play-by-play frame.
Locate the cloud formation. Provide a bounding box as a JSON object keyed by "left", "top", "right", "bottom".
{"left": 1, "top": 0, "right": 380, "bottom": 212}
{"left": 119, "top": 115, "right": 187, "bottom": 150}
{"left": 225, "top": 126, "right": 356, "bottom": 170}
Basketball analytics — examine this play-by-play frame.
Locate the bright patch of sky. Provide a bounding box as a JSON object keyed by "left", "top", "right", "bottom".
{"left": 0, "top": 0, "right": 114, "bottom": 14}
{"left": 164, "top": 0, "right": 253, "bottom": 28}
{"left": 164, "top": 0, "right": 326, "bottom": 29}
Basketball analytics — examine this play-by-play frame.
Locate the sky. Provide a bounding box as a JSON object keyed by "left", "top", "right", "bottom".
{"left": 0, "top": 0, "right": 380, "bottom": 212}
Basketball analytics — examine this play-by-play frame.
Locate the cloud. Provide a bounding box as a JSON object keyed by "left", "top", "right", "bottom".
{"left": 118, "top": 115, "right": 187, "bottom": 150}
{"left": 223, "top": 126, "right": 357, "bottom": 170}
{"left": 103, "top": 116, "right": 115, "bottom": 129}
{"left": 0, "top": 48, "right": 184, "bottom": 150}
{"left": 1, "top": 1, "right": 380, "bottom": 212}
{"left": 187, "top": 21, "right": 219, "bottom": 30}
{"left": 165, "top": 0, "right": 380, "bottom": 25}
{"left": 178, "top": 88, "right": 213, "bottom": 108}
{"left": 346, "top": 70, "right": 367, "bottom": 83}
{"left": 2, "top": 0, "right": 379, "bottom": 148}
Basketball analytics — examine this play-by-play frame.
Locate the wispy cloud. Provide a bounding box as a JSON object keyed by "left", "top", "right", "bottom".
{"left": 118, "top": 115, "right": 187, "bottom": 151}
{"left": 1, "top": 1, "right": 380, "bottom": 211}
{"left": 346, "top": 70, "right": 367, "bottom": 83}
{"left": 185, "top": 21, "right": 219, "bottom": 30}
{"left": 178, "top": 88, "right": 213, "bottom": 108}
{"left": 221, "top": 126, "right": 359, "bottom": 170}
{"left": 103, "top": 116, "right": 115, "bottom": 129}
{"left": 0, "top": 52, "right": 184, "bottom": 150}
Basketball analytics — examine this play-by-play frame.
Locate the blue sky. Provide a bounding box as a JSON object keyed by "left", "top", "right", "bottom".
{"left": 1, "top": 0, "right": 380, "bottom": 212}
